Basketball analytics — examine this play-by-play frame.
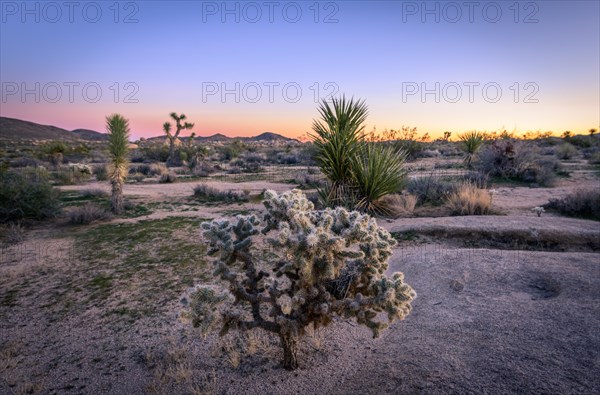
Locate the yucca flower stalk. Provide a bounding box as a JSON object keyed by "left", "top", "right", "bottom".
{"left": 106, "top": 114, "right": 130, "bottom": 214}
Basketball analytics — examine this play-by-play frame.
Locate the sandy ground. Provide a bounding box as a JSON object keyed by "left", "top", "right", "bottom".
{"left": 1, "top": 173, "right": 599, "bottom": 394}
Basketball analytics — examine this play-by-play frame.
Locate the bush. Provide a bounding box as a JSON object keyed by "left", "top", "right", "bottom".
{"left": 477, "top": 140, "right": 558, "bottom": 186}
{"left": 128, "top": 172, "right": 145, "bottom": 183}
{"left": 68, "top": 203, "right": 112, "bottom": 225}
{"left": 445, "top": 183, "right": 493, "bottom": 216}
{"left": 406, "top": 175, "right": 458, "bottom": 206}
{"left": 94, "top": 165, "right": 108, "bottom": 181}
{"left": 0, "top": 169, "right": 61, "bottom": 222}
{"left": 189, "top": 189, "right": 415, "bottom": 369}
{"left": 159, "top": 172, "right": 177, "bottom": 183}
{"left": 1, "top": 222, "right": 26, "bottom": 244}
{"left": 545, "top": 189, "right": 600, "bottom": 221}
{"left": 54, "top": 165, "right": 92, "bottom": 185}
{"left": 80, "top": 188, "right": 109, "bottom": 199}
{"left": 129, "top": 162, "right": 168, "bottom": 177}
{"left": 193, "top": 184, "right": 248, "bottom": 203}
{"left": 139, "top": 144, "right": 170, "bottom": 162}
{"left": 555, "top": 143, "right": 578, "bottom": 160}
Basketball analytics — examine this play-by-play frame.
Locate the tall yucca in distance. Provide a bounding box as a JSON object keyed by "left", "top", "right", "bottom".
{"left": 106, "top": 114, "right": 130, "bottom": 214}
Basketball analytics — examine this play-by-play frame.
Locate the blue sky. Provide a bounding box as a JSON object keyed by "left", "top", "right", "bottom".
{"left": 1, "top": 0, "right": 598, "bottom": 139}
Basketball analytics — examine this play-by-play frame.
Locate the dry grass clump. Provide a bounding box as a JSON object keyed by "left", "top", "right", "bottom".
{"left": 68, "top": 203, "right": 112, "bottom": 225}
{"left": 1, "top": 222, "right": 26, "bottom": 245}
{"left": 192, "top": 184, "right": 248, "bottom": 204}
{"left": 445, "top": 183, "right": 493, "bottom": 216}
{"left": 376, "top": 193, "right": 417, "bottom": 218}
{"left": 159, "top": 172, "right": 177, "bottom": 183}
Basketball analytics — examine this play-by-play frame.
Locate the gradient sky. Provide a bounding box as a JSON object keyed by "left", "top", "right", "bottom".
{"left": 1, "top": 0, "right": 599, "bottom": 140}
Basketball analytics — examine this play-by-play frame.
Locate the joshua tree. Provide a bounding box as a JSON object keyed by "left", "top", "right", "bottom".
{"left": 590, "top": 129, "right": 597, "bottom": 137}
{"left": 164, "top": 112, "right": 194, "bottom": 166}
{"left": 189, "top": 189, "right": 416, "bottom": 370}
{"left": 106, "top": 114, "right": 130, "bottom": 214}
{"left": 442, "top": 131, "right": 452, "bottom": 141}
{"left": 458, "top": 131, "right": 485, "bottom": 169}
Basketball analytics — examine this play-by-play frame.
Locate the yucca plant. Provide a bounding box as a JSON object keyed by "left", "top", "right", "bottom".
{"left": 459, "top": 131, "right": 485, "bottom": 168}
{"left": 106, "top": 114, "right": 130, "bottom": 214}
{"left": 310, "top": 96, "right": 368, "bottom": 205}
{"left": 353, "top": 143, "right": 407, "bottom": 215}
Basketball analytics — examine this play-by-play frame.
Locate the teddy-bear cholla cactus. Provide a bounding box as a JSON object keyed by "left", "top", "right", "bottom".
{"left": 194, "top": 189, "right": 416, "bottom": 369}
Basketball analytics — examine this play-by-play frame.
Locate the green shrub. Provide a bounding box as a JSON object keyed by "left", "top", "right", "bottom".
{"left": 406, "top": 174, "right": 458, "bottom": 206}
{"left": 193, "top": 184, "right": 248, "bottom": 204}
{"left": 555, "top": 143, "right": 578, "bottom": 160}
{"left": 0, "top": 169, "right": 61, "bottom": 222}
{"left": 94, "top": 165, "right": 108, "bottom": 181}
{"left": 545, "top": 189, "right": 600, "bottom": 221}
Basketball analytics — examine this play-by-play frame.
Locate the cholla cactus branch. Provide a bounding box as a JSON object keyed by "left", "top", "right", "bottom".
{"left": 191, "top": 189, "right": 415, "bottom": 369}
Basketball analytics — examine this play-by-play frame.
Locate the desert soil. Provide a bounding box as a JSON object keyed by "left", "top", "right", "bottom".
{"left": 1, "top": 173, "right": 599, "bottom": 394}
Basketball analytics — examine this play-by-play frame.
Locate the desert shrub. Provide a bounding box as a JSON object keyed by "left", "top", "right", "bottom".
{"left": 567, "top": 135, "right": 591, "bottom": 148}
{"left": 459, "top": 171, "right": 489, "bottom": 189}
{"left": 277, "top": 153, "right": 299, "bottom": 165}
{"left": 187, "top": 189, "right": 415, "bottom": 370}
{"left": 129, "top": 162, "right": 168, "bottom": 176}
{"left": 68, "top": 203, "right": 112, "bottom": 225}
{"left": 140, "top": 144, "right": 170, "bottom": 162}
{"left": 555, "top": 143, "right": 578, "bottom": 160}
{"left": 588, "top": 151, "right": 600, "bottom": 165}
{"left": 94, "top": 165, "right": 108, "bottom": 181}
{"left": 1, "top": 222, "right": 26, "bottom": 244}
{"left": 220, "top": 140, "right": 246, "bottom": 160}
{"left": 445, "top": 183, "right": 493, "bottom": 216}
{"left": 377, "top": 193, "right": 417, "bottom": 218}
{"left": 477, "top": 140, "right": 558, "bottom": 186}
{"left": 53, "top": 165, "right": 92, "bottom": 185}
{"left": 192, "top": 161, "right": 216, "bottom": 177}
{"left": 544, "top": 189, "right": 600, "bottom": 221}
{"left": 80, "top": 188, "right": 109, "bottom": 199}
{"left": 406, "top": 175, "right": 458, "bottom": 206}
{"left": 10, "top": 157, "right": 41, "bottom": 168}
{"left": 420, "top": 149, "right": 440, "bottom": 158}
{"left": 0, "top": 169, "right": 61, "bottom": 222}
{"left": 159, "top": 172, "right": 177, "bottom": 183}
{"left": 128, "top": 172, "right": 145, "bottom": 183}
{"left": 193, "top": 184, "right": 248, "bottom": 203}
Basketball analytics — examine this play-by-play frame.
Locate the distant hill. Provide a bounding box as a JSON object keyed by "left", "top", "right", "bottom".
{"left": 71, "top": 128, "right": 107, "bottom": 141}
{"left": 0, "top": 117, "right": 107, "bottom": 141}
{"left": 196, "top": 133, "right": 232, "bottom": 142}
{"left": 148, "top": 131, "right": 296, "bottom": 143}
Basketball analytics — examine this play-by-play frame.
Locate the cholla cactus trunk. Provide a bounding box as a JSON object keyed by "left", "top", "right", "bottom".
{"left": 192, "top": 189, "right": 416, "bottom": 370}
{"left": 280, "top": 332, "right": 299, "bottom": 370}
